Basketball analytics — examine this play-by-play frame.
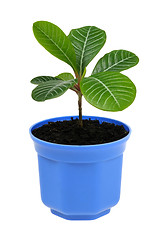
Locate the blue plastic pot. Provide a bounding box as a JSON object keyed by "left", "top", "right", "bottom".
{"left": 30, "top": 116, "right": 131, "bottom": 220}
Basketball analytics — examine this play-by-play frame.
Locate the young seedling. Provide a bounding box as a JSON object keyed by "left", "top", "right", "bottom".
{"left": 31, "top": 21, "right": 139, "bottom": 127}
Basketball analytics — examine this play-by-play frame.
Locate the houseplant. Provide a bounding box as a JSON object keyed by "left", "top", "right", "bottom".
{"left": 30, "top": 21, "right": 139, "bottom": 220}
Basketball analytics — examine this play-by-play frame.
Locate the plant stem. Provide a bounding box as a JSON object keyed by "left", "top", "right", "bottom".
{"left": 78, "top": 92, "right": 83, "bottom": 127}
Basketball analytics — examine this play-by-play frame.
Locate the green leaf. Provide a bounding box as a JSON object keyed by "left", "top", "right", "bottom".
{"left": 31, "top": 76, "right": 60, "bottom": 85}
{"left": 32, "top": 79, "right": 76, "bottom": 102}
{"left": 68, "top": 26, "right": 106, "bottom": 76}
{"left": 92, "top": 50, "right": 139, "bottom": 74}
{"left": 33, "top": 21, "right": 77, "bottom": 72}
{"left": 80, "top": 72, "right": 136, "bottom": 111}
{"left": 56, "top": 72, "right": 74, "bottom": 81}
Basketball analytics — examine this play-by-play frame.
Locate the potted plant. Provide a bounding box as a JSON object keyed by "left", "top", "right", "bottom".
{"left": 30, "top": 21, "right": 139, "bottom": 220}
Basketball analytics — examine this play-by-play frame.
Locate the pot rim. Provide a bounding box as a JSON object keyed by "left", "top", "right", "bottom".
{"left": 29, "top": 115, "right": 131, "bottom": 149}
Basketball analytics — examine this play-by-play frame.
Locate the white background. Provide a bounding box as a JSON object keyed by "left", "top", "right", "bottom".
{"left": 1, "top": 0, "right": 159, "bottom": 239}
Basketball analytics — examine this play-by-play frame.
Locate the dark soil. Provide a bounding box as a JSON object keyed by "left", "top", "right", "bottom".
{"left": 32, "top": 118, "right": 128, "bottom": 145}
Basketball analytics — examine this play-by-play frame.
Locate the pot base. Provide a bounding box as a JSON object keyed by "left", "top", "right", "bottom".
{"left": 50, "top": 209, "right": 110, "bottom": 220}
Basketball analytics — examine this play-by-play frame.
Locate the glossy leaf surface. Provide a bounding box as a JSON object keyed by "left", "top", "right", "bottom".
{"left": 56, "top": 72, "right": 74, "bottom": 81}
{"left": 81, "top": 72, "right": 136, "bottom": 111}
{"left": 33, "top": 21, "right": 77, "bottom": 71}
{"left": 32, "top": 79, "right": 76, "bottom": 101}
{"left": 31, "top": 76, "right": 59, "bottom": 84}
{"left": 92, "top": 50, "right": 139, "bottom": 74}
{"left": 68, "top": 26, "right": 106, "bottom": 76}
